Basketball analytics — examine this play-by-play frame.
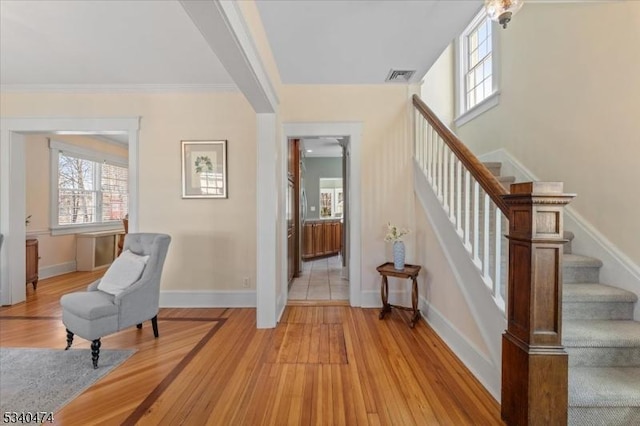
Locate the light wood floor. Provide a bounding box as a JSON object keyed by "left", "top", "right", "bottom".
{"left": 0, "top": 272, "right": 503, "bottom": 425}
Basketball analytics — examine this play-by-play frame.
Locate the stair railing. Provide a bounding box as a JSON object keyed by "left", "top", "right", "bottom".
{"left": 413, "top": 94, "right": 575, "bottom": 425}
{"left": 412, "top": 94, "right": 509, "bottom": 311}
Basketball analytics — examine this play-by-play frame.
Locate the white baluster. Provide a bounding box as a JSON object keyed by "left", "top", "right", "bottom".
{"left": 437, "top": 137, "right": 444, "bottom": 202}
{"left": 443, "top": 147, "right": 449, "bottom": 212}
{"left": 421, "top": 118, "right": 427, "bottom": 173}
{"left": 449, "top": 151, "right": 455, "bottom": 223}
{"left": 456, "top": 159, "right": 463, "bottom": 236}
{"left": 473, "top": 181, "right": 480, "bottom": 266}
{"left": 413, "top": 109, "right": 420, "bottom": 164}
{"left": 494, "top": 205, "right": 502, "bottom": 299}
{"left": 483, "top": 193, "right": 492, "bottom": 287}
{"left": 427, "top": 125, "right": 433, "bottom": 182}
{"left": 464, "top": 170, "right": 471, "bottom": 252}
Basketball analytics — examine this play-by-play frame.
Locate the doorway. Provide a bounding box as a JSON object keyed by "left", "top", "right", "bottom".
{"left": 0, "top": 117, "right": 139, "bottom": 306}
{"left": 288, "top": 137, "right": 348, "bottom": 302}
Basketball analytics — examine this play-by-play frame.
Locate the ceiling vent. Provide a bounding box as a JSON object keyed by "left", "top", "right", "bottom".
{"left": 385, "top": 69, "right": 415, "bottom": 83}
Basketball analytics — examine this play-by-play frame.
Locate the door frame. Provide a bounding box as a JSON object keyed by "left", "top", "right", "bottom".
{"left": 0, "top": 117, "right": 139, "bottom": 305}
{"left": 278, "top": 122, "right": 362, "bottom": 318}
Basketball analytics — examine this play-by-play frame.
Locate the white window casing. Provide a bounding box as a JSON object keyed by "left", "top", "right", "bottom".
{"left": 49, "top": 139, "right": 128, "bottom": 235}
{"left": 455, "top": 9, "right": 501, "bottom": 128}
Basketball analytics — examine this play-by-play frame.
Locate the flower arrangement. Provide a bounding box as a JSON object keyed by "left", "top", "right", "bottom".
{"left": 194, "top": 156, "right": 213, "bottom": 173}
{"left": 384, "top": 222, "right": 409, "bottom": 242}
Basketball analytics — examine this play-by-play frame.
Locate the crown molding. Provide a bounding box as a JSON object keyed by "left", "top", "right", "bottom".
{"left": 0, "top": 83, "right": 238, "bottom": 94}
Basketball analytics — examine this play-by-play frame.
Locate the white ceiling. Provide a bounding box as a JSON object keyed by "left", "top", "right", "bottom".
{"left": 0, "top": 0, "right": 234, "bottom": 89}
{"left": 1, "top": 0, "right": 483, "bottom": 89}
{"left": 303, "top": 138, "right": 344, "bottom": 157}
{"left": 255, "top": 0, "right": 482, "bottom": 84}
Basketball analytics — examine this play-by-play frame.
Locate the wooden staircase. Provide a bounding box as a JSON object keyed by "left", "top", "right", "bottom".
{"left": 413, "top": 94, "right": 640, "bottom": 425}
{"left": 488, "top": 162, "right": 640, "bottom": 424}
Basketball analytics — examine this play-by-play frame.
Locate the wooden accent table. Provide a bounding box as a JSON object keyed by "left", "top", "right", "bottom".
{"left": 26, "top": 238, "right": 39, "bottom": 290}
{"left": 376, "top": 262, "right": 422, "bottom": 328}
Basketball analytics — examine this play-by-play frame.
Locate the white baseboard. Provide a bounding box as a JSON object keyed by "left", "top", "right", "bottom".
{"left": 480, "top": 149, "right": 640, "bottom": 319}
{"left": 159, "top": 290, "right": 256, "bottom": 308}
{"left": 39, "top": 261, "right": 76, "bottom": 280}
{"left": 419, "top": 296, "right": 500, "bottom": 402}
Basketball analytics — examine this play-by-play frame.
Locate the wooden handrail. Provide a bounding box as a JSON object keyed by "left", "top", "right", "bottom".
{"left": 412, "top": 94, "right": 510, "bottom": 216}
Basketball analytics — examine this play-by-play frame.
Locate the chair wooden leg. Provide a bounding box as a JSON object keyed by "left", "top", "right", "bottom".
{"left": 91, "top": 339, "right": 101, "bottom": 369}
{"left": 65, "top": 329, "right": 74, "bottom": 350}
{"left": 151, "top": 315, "right": 159, "bottom": 338}
{"left": 136, "top": 323, "right": 142, "bottom": 329}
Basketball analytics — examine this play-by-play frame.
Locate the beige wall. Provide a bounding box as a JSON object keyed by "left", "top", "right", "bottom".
{"left": 414, "top": 198, "right": 491, "bottom": 356}
{"left": 423, "top": 2, "right": 640, "bottom": 265}
{"left": 420, "top": 44, "right": 456, "bottom": 129}
{"left": 281, "top": 84, "right": 417, "bottom": 293}
{"left": 2, "top": 92, "right": 257, "bottom": 291}
{"left": 24, "top": 134, "right": 128, "bottom": 271}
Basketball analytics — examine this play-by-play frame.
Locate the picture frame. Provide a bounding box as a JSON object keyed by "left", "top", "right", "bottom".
{"left": 181, "top": 140, "right": 228, "bottom": 199}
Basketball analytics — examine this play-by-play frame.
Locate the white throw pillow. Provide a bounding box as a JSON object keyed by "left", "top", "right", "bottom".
{"left": 98, "top": 250, "right": 150, "bottom": 295}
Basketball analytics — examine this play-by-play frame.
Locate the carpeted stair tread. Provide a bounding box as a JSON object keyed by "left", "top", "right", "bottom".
{"left": 564, "top": 283, "right": 638, "bottom": 303}
{"left": 483, "top": 162, "right": 502, "bottom": 176}
{"left": 569, "top": 367, "right": 640, "bottom": 407}
{"left": 563, "top": 254, "right": 603, "bottom": 268}
{"left": 564, "top": 320, "right": 640, "bottom": 347}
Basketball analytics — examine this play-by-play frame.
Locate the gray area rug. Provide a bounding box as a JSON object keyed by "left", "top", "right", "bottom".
{"left": 0, "top": 347, "right": 134, "bottom": 417}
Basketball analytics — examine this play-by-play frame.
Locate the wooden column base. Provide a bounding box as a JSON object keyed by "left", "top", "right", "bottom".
{"left": 501, "top": 333, "right": 568, "bottom": 426}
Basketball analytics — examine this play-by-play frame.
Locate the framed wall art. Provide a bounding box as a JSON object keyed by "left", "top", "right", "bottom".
{"left": 181, "top": 140, "right": 228, "bottom": 199}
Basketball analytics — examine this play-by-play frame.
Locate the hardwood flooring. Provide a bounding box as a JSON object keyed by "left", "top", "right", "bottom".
{"left": 0, "top": 272, "right": 503, "bottom": 425}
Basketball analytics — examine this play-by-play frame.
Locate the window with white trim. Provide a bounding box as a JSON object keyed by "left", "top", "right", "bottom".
{"left": 455, "top": 9, "right": 500, "bottom": 126}
{"left": 50, "top": 140, "right": 128, "bottom": 233}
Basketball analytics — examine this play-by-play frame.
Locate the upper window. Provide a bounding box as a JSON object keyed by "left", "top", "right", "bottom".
{"left": 455, "top": 10, "right": 500, "bottom": 126}
{"left": 51, "top": 140, "right": 128, "bottom": 233}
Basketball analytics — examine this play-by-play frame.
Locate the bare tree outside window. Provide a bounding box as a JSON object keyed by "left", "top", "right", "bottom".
{"left": 57, "top": 153, "right": 127, "bottom": 226}
{"left": 58, "top": 154, "right": 96, "bottom": 224}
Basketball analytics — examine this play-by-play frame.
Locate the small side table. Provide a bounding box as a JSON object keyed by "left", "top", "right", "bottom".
{"left": 376, "top": 262, "right": 422, "bottom": 328}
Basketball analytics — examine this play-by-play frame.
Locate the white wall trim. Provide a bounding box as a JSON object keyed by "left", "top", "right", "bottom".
{"left": 160, "top": 290, "right": 256, "bottom": 308}
{"left": 0, "top": 83, "right": 238, "bottom": 93}
{"left": 25, "top": 228, "right": 50, "bottom": 237}
{"left": 39, "top": 261, "right": 77, "bottom": 280}
{"left": 179, "top": 0, "right": 277, "bottom": 113}
{"left": 281, "top": 122, "right": 363, "bottom": 309}
{"left": 49, "top": 139, "right": 128, "bottom": 166}
{"left": 419, "top": 296, "right": 500, "bottom": 401}
{"left": 0, "top": 117, "right": 139, "bottom": 306}
{"left": 480, "top": 148, "right": 640, "bottom": 319}
{"left": 256, "top": 113, "right": 278, "bottom": 328}
{"left": 454, "top": 91, "right": 500, "bottom": 127}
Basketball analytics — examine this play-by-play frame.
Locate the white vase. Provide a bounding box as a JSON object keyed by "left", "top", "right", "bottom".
{"left": 393, "top": 240, "right": 405, "bottom": 270}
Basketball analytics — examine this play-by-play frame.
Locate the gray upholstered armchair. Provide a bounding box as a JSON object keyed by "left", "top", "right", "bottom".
{"left": 60, "top": 233, "right": 171, "bottom": 368}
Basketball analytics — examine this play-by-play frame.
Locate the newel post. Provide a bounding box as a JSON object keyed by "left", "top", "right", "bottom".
{"left": 501, "top": 182, "right": 575, "bottom": 426}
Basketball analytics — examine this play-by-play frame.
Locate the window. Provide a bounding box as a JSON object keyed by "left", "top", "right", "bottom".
{"left": 455, "top": 9, "right": 500, "bottom": 126}
{"left": 51, "top": 140, "right": 128, "bottom": 233}
{"left": 319, "top": 178, "right": 343, "bottom": 219}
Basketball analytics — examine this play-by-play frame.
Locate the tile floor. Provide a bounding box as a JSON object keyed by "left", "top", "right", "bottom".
{"left": 288, "top": 255, "right": 349, "bottom": 301}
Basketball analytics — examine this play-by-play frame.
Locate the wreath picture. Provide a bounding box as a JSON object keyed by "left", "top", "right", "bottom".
{"left": 182, "top": 140, "right": 228, "bottom": 199}
{"left": 194, "top": 156, "right": 214, "bottom": 173}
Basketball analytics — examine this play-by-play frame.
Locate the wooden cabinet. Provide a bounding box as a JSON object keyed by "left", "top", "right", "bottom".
{"left": 26, "top": 238, "right": 38, "bottom": 290}
{"left": 302, "top": 219, "right": 342, "bottom": 260}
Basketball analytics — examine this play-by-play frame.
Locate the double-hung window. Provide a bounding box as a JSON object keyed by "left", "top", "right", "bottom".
{"left": 455, "top": 9, "right": 500, "bottom": 126}
{"left": 50, "top": 140, "right": 128, "bottom": 234}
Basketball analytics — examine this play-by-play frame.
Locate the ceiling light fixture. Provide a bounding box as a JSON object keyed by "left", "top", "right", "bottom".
{"left": 485, "top": 0, "right": 524, "bottom": 29}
